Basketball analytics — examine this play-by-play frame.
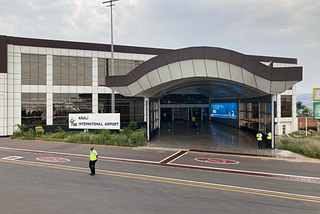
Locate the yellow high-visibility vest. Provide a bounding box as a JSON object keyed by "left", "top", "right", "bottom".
{"left": 256, "top": 133, "right": 262, "bottom": 141}
{"left": 90, "top": 150, "right": 97, "bottom": 161}
{"left": 267, "top": 132, "right": 272, "bottom": 140}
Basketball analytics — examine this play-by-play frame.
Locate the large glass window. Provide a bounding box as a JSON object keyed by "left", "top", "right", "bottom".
{"left": 53, "top": 56, "right": 92, "bottom": 86}
{"left": 53, "top": 93, "right": 92, "bottom": 124}
{"left": 98, "top": 58, "right": 144, "bottom": 86}
{"left": 21, "top": 93, "right": 46, "bottom": 125}
{"left": 98, "top": 94, "right": 144, "bottom": 122}
{"left": 281, "top": 95, "right": 292, "bottom": 117}
{"left": 21, "top": 54, "right": 46, "bottom": 85}
{"left": 239, "top": 101, "right": 272, "bottom": 133}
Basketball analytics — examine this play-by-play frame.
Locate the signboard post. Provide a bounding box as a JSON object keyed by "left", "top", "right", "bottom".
{"left": 69, "top": 113, "right": 120, "bottom": 130}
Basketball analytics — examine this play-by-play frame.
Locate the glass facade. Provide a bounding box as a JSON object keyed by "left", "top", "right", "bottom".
{"left": 98, "top": 94, "right": 144, "bottom": 122}
{"left": 21, "top": 93, "right": 46, "bottom": 125}
{"left": 240, "top": 102, "right": 272, "bottom": 133}
{"left": 160, "top": 94, "right": 209, "bottom": 104}
{"left": 21, "top": 54, "right": 46, "bottom": 85}
{"left": 281, "top": 95, "right": 292, "bottom": 117}
{"left": 98, "top": 58, "right": 144, "bottom": 86}
{"left": 53, "top": 56, "right": 92, "bottom": 86}
{"left": 53, "top": 93, "right": 92, "bottom": 125}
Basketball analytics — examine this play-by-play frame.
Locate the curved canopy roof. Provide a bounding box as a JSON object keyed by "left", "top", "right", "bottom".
{"left": 106, "top": 47, "right": 302, "bottom": 99}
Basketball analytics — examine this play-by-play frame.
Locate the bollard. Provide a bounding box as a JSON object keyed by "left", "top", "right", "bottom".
{"left": 311, "top": 130, "right": 313, "bottom": 136}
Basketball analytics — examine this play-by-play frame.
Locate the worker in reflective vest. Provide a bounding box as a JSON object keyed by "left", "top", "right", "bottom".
{"left": 267, "top": 131, "right": 272, "bottom": 148}
{"left": 89, "top": 146, "right": 98, "bottom": 176}
{"left": 256, "top": 131, "right": 263, "bottom": 149}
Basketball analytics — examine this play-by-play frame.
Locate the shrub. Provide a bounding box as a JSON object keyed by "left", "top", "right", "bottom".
{"left": 25, "top": 128, "right": 36, "bottom": 140}
{"left": 11, "top": 123, "right": 27, "bottom": 139}
{"left": 127, "top": 130, "right": 145, "bottom": 145}
{"left": 55, "top": 126, "right": 63, "bottom": 132}
{"left": 35, "top": 126, "right": 44, "bottom": 137}
{"left": 128, "top": 121, "right": 138, "bottom": 131}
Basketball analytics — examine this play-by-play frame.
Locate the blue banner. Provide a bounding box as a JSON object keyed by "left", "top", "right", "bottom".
{"left": 210, "top": 103, "right": 237, "bottom": 119}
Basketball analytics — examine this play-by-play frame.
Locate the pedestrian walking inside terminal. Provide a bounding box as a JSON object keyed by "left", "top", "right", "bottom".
{"left": 256, "top": 131, "right": 263, "bottom": 149}
{"left": 89, "top": 146, "right": 98, "bottom": 176}
{"left": 267, "top": 131, "right": 272, "bottom": 148}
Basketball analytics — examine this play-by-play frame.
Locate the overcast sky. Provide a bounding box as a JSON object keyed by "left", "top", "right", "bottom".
{"left": 0, "top": 0, "right": 319, "bottom": 94}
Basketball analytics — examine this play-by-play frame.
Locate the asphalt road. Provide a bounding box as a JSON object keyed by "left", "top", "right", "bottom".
{"left": 1, "top": 139, "right": 320, "bottom": 214}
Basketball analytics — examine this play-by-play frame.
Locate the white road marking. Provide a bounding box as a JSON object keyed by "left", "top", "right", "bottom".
{"left": 2, "top": 156, "right": 24, "bottom": 160}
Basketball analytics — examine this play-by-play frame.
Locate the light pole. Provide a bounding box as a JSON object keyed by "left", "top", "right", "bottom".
{"left": 102, "top": 0, "right": 119, "bottom": 113}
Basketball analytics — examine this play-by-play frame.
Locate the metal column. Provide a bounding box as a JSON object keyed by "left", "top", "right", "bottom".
{"left": 271, "top": 95, "right": 275, "bottom": 149}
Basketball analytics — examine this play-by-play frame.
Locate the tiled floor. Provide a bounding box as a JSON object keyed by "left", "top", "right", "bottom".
{"left": 147, "top": 120, "right": 302, "bottom": 157}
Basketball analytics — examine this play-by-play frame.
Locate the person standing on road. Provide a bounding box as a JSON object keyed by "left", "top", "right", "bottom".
{"left": 89, "top": 146, "right": 98, "bottom": 176}
{"left": 256, "top": 131, "right": 263, "bottom": 149}
{"left": 267, "top": 131, "right": 272, "bottom": 148}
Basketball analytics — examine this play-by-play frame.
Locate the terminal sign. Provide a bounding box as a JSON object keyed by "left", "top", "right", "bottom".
{"left": 69, "top": 113, "right": 120, "bottom": 130}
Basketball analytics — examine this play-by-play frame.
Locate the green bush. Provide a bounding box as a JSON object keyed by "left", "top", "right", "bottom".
{"left": 127, "top": 130, "right": 145, "bottom": 144}
{"left": 12, "top": 123, "right": 27, "bottom": 138}
{"left": 128, "top": 121, "right": 138, "bottom": 131}
{"left": 55, "top": 126, "right": 63, "bottom": 132}
{"left": 25, "top": 128, "right": 36, "bottom": 140}
{"left": 35, "top": 126, "right": 44, "bottom": 137}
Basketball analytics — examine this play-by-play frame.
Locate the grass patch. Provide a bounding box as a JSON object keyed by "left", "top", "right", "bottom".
{"left": 276, "top": 137, "right": 320, "bottom": 159}
{"left": 11, "top": 124, "right": 146, "bottom": 147}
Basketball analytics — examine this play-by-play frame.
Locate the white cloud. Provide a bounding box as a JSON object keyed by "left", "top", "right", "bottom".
{"left": 0, "top": 0, "right": 319, "bottom": 93}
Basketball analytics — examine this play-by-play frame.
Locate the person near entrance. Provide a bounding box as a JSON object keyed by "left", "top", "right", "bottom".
{"left": 192, "top": 116, "right": 196, "bottom": 128}
{"left": 267, "top": 131, "right": 272, "bottom": 148}
{"left": 256, "top": 131, "right": 263, "bottom": 149}
{"left": 89, "top": 146, "right": 98, "bottom": 176}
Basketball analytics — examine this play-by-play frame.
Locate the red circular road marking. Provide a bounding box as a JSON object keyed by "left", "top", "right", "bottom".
{"left": 195, "top": 158, "right": 239, "bottom": 164}
{"left": 37, "top": 157, "right": 70, "bottom": 162}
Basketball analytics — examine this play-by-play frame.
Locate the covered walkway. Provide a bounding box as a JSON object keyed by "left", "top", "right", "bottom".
{"left": 148, "top": 121, "right": 302, "bottom": 157}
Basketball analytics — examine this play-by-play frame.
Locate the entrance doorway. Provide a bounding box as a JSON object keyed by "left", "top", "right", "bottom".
{"left": 189, "top": 108, "right": 201, "bottom": 121}
{"left": 161, "top": 108, "right": 172, "bottom": 121}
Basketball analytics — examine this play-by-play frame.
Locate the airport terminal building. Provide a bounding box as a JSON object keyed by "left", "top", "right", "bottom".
{"left": 0, "top": 35, "right": 302, "bottom": 147}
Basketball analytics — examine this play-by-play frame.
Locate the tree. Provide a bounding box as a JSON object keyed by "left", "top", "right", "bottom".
{"left": 301, "top": 107, "right": 313, "bottom": 116}
{"left": 296, "top": 101, "right": 306, "bottom": 116}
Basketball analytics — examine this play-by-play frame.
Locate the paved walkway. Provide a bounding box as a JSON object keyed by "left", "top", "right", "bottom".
{"left": 147, "top": 121, "right": 303, "bottom": 158}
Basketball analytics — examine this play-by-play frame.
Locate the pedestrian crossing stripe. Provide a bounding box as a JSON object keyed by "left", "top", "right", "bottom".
{"left": 2, "top": 156, "right": 24, "bottom": 160}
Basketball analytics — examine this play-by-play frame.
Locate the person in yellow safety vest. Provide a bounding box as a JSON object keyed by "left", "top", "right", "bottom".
{"left": 192, "top": 116, "right": 196, "bottom": 128}
{"left": 256, "top": 131, "right": 263, "bottom": 149}
{"left": 89, "top": 146, "right": 98, "bottom": 176}
{"left": 267, "top": 131, "right": 272, "bottom": 148}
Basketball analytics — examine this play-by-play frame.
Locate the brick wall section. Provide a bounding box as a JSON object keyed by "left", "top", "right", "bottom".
{"left": 298, "top": 117, "right": 319, "bottom": 130}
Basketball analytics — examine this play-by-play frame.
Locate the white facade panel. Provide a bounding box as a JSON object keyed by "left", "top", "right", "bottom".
{"left": 205, "top": 60, "right": 218, "bottom": 77}
{"left": 138, "top": 75, "right": 151, "bottom": 90}
{"left": 157, "top": 65, "right": 172, "bottom": 83}
{"left": 242, "top": 69, "right": 257, "bottom": 89}
{"left": 127, "top": 82, "right": 143, "bottom": 96}
{"left": 180, "top": 60, "right": 195, "bottom": 78}
{"left": 193, "top": 59, "right": 207, "bottom": 77}
{"left": 146, "top": 70, "right": 161, "bottom": 87}
{"left": 229, "top": 64, "right": 243, "bottom": 83}
{"left": 168, "top": 62, "right": 182, "bottom": 80}
{"left": 217, "top": 61, "right": 231, "bottom": 80}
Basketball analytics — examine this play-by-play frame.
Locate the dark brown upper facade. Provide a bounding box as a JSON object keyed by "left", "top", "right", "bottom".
{"left": 105, "top": 47, "right": 302, "bottom": 88}
{"left": 1, "top": 35, "right": 300, "bottom": 73}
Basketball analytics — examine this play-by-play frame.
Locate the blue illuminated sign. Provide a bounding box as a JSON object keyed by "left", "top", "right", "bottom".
{"left": 210, "top": 103, "right": 237, "bottom": 119}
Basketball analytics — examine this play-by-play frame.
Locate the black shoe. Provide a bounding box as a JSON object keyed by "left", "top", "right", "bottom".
{"left": 90, "top": 173, "right": 93, "bottom": 176}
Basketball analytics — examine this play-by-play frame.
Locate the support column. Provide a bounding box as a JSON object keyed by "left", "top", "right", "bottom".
{"left": 258, "top": 102, "right": 261, "bottom": 131}
{"left": 271, "top": 95, "right": 275, "bottom": 149}
{"left": 158, "top": 100, "right": 161, "bottom": 129}
{"left": 201, "top": 107, "right": 203, "bottom": 121}
{"left": 172, "top": 107, "right": 174, "bottom": 122}
{"left": 145, "top": 97, "right": 150, "bottom": 142}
